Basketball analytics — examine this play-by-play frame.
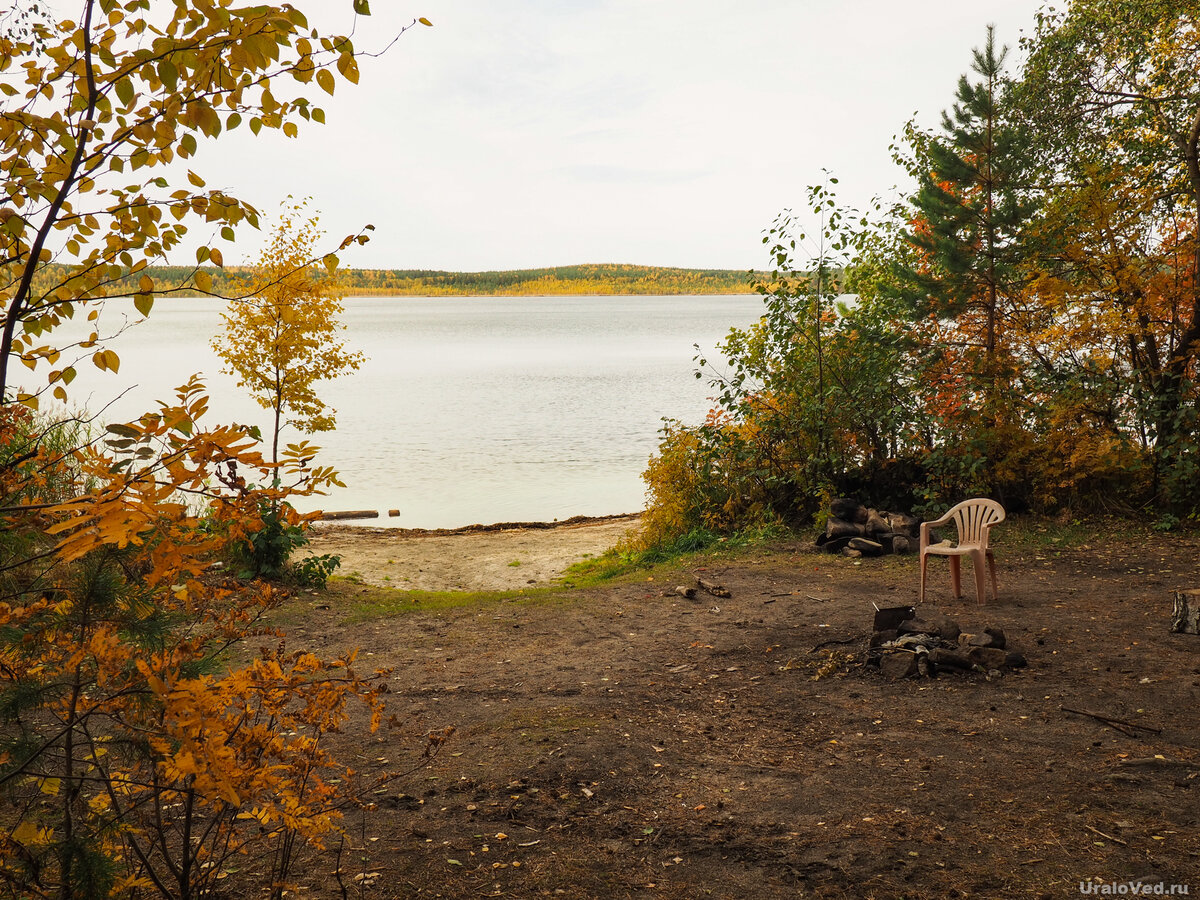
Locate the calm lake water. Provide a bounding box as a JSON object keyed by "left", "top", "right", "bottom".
{"left": 44, "top": 295, "right": 766, "bottom": 528}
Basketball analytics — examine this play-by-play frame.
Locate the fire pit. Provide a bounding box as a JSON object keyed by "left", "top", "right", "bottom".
{"left": 867, "top": 605, "right": 1027, "bottom": 679}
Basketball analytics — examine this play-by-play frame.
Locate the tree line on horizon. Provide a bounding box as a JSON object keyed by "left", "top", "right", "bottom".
{"left": 76, "top": 262, "right": 758, "bottom": 298}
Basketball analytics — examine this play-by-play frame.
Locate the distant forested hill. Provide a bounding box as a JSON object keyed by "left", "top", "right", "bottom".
{"left": 338, "top": 264, "right": 755, "bottom": 295}
{"left": 68, "top": 263, "right": 757, "bottom": 298}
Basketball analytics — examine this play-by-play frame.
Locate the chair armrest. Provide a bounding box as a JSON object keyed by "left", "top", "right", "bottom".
{"left": 919, "top": 521, "right": 938, "bottom": 549}
{"left": 923, "top": 511, "right": 955, "bottom": 528}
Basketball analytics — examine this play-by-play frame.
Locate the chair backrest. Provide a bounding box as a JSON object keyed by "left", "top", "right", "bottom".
{"left": 946, "top": 498, "right": 1005, "bottom": 548}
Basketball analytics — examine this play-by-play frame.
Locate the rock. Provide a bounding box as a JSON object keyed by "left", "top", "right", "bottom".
{"left": 879, "top": 651, "right": 919, "bottom": 680}
{"left": 966, "top": 646, "right": 1009, "bottom": 669}
{"left": 968, "top": 626, "right": 1006, "bottom": 649}
{"left": 841, "top": 548, "right": 863, "bottom": 559}
{"left": 927, "top": 613, "right": 961, "bottom": 642}
{"left": 868, "top": 629, "right": 898, "bottom": 649}
{"left": 1004, "top": 651, "right": 1027, "bottom": 668}
{"left": 891, "top": 535, "right": 911, "bottom": 555}
{"left": 872, "top": 605, "right": 915, "bottom": 632}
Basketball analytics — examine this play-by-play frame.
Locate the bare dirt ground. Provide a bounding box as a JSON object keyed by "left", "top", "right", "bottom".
{"left": 276, "top": 519, "right": 1200, "bottom": 900}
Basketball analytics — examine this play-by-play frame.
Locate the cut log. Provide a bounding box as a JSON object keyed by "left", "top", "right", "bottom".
{"left": 929, "top": 647, "right": 975, "bottom": 670}
{"left": 694, "top": 577, "right": 731, "bottom": 598}
{"left": 824, "top": 517, "right": 865, "bottom": 539}
{"left": 885, "top": 512, "right": 920, "bottom": 538}
{"left": 819, "top": 535, "right": 854, "bottom": 554}
{"left": 830, "top": 498, "right": 867, "bottom": 524}
{"left": 1171, "top": 589, "right": 1200, "bottom": 634}
{"left": 317, "top": 509, "right": 380, "bottom": 521}
{"left": 847, "top": 537, "right": 884, "bottom": 556}
{"left": 865, "top": 509, "right": 890, "bottom": 536}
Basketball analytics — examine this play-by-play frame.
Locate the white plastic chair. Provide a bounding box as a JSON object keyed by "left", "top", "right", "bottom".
{"left": 919, "top": 498, "right": 1005, "bottom": 604}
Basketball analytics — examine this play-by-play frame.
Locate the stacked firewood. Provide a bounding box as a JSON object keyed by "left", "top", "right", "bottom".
{"left": 815, "top": 498, "right": 922, "bottom": 557}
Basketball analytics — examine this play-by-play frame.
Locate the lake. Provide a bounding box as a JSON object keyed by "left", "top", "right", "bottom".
{"left": 44, "top": 294, "right": 766, "bottom": 528}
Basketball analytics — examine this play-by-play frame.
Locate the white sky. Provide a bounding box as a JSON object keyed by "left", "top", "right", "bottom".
{"left": 194, "top": 0, "right": 1048, "bottom": 272}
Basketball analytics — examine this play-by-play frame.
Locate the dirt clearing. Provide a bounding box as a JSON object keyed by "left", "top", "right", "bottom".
{"left": 279, "top": 521, "right": 1200, "bottom": 899}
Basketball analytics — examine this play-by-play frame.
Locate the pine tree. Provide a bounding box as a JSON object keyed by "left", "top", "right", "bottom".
{"left": 903, "top": 25, "right": 1033, "bottom": 359}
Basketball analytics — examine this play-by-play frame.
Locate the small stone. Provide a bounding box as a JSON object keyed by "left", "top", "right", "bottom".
{"left": 966, "top": 646, "right": 1009, "bottom": 669}
{"left": 1004, "top": 651, "right": 1027, "bottom": 668}
{"left": 969, "top": 627, "right": 1006, "bottom": 649}
{"left": 927, "top": 613, "right": 961, "bottom": 642}
{"left": 879, "top": 651, "right": 919, "bottom": 680}
{"left": 841, "top": 548, "right": 863, "bottom": 559}
{"left": 869, "top": 629, "right": 898, "bottom": 649}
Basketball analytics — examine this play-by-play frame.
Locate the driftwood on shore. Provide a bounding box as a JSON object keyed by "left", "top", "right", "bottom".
{"left": 316, "top": 509, "right": 381, "bottom": 521}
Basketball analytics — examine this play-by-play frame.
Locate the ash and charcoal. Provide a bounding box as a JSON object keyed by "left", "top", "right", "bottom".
{"left": 867, "top": 605, "right": 1027, "bottom": 679}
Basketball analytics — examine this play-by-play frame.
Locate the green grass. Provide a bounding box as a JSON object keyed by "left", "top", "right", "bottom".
{"left": 564, "top": 522, "right": 794, "bottom": 583}
{"left": 327, "top": 578, "right": 571, "bottom": 622}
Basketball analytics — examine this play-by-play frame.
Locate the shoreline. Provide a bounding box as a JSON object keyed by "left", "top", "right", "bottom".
{"left": 307, "top": 514, "right": 639, "bottom": 592}
{"left": 310, "top": 511, "right": 639, "bottom": 536}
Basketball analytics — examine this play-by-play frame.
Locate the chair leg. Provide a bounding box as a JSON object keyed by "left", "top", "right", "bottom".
{"left": 986, "top": 549, "right": 998, "bottom": 601}
{"left": 949, "top": 556, "right": 962, "bottom": 598}
{"left": 919, "top": 552, "right": 928, "bottom": 604}
{"left": 971, "top": 549, "right": 987, "bottom": 605}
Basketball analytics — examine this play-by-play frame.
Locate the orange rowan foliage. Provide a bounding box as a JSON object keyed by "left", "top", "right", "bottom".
{"left": 0, "top": 381, "right": 401, "bottom": 898}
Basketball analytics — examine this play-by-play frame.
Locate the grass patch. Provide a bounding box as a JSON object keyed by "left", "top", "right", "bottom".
{"left": 323, "top": 577, "right": 571, "bottom": 622}
{"left": 565, "top": 522, "right": 794, "bottom": 584}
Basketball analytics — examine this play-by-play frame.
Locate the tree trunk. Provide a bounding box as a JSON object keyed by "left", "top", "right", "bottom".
{"left": 1171, "top": 589, "right": 1200, "bottom": 634}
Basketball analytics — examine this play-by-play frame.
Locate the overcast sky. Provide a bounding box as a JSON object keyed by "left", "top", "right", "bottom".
{"left": 197, "top": 0, "right": 1048, "bottom": 272}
